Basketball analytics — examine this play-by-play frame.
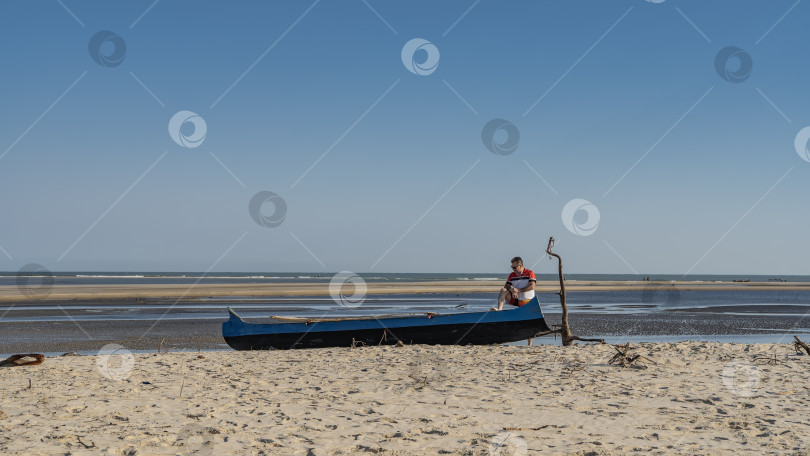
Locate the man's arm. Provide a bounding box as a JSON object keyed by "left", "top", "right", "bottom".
{"left": 517, "top": 270, "right": 537, "bottom": 294}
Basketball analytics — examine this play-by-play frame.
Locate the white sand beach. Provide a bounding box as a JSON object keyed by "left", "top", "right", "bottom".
{"left": 1, "top": 342, "right": 808, "bottom": 455}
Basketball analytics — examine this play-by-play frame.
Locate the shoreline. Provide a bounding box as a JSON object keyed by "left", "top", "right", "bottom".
{"left": 4, "top": 280, "right": 810, "bottom": 302}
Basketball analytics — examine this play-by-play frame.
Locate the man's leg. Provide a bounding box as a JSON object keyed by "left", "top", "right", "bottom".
{"left": 494, "top": 288, "right": 510, "bottom": 311}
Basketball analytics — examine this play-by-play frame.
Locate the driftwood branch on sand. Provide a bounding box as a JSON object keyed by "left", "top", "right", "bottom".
{"left": 794, "top": 336, "right": 810, "bottom": 356}
{"left": 0, "top": 354, "right": 45, "bottom": 367}
{"left": 544, "top": 237, "right": 605, "bottom": 347}
{"left": 608, "top": 342, "right": 655, "bottom": 368}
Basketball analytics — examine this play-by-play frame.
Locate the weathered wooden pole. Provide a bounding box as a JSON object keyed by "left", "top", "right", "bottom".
{"left": 539, "top": 236, "right": 604, "bottom": 346}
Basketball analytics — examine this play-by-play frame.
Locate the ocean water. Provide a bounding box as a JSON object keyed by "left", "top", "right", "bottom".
{"left": 1, "top": 271, "right": 807, "bottom": 286}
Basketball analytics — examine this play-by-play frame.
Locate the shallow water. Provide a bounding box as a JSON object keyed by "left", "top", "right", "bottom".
{"left": 2, "top": 290, "right": 809, "bottom": 355}
{"left": 3, "top": 290, "right": 809, "bottom": 323}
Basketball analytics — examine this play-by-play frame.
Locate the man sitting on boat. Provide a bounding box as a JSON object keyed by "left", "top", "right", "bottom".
{"left": 493, "top": 257, "right": 536, "bottom": 311}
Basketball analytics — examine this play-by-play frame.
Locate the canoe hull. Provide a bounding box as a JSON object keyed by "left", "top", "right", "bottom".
{"left": 222, "top": 297, "right": 551, "bottom": 350}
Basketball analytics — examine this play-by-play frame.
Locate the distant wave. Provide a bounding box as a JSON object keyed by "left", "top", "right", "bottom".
{"left": 75, "top": 275, "right": 145, "bottom": 278}
{"left": 1, "top": 274, "right": 52, "bottom": 278}
{"left": 73, "top": 275, "right": 305, "bottom": 279}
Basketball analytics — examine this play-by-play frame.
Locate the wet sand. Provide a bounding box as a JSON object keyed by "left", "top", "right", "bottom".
{"left": 1, "top": 306, "right": 807, "bottom": 355}
{"left": 2, "top": 280, "right": 810, "bottom": 354}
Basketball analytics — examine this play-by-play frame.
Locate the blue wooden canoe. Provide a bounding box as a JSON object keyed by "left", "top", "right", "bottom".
{"left": 222, "top": 297, "right": 551, "bottom": 350}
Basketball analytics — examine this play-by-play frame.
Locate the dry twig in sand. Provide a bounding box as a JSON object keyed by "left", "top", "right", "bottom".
{"left": 350, "top": 338, "right": 366, "bottom": 348}
{"left": 561, "top": 363, "right": 591, "bottom": 378}
{"left": 503, "top": 425, "right": 563, "bottom": 431}
{"left": 754, "top": 354, "right": 786, "bottom": 366}
{"left": 76, "top": 436, "right": 95, "bottom": 449}
{"left": 608, "top": 343, "right": 655, "bottom": 369}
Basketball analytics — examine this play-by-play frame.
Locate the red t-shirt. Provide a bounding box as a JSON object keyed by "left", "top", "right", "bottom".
{"left": 506, "top": 268, "right": 536, "bottom": 303}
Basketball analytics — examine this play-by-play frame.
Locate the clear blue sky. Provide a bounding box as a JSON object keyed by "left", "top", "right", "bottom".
{"left": 0, "top": 0, "right": 808, "bottom": 274}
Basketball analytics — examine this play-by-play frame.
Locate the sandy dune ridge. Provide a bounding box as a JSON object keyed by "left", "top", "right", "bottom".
{"left": 1, "top": 342, "right": 808, "bottom": 455}
{"left": 2, "top": 280, "right": 809, "bottom": 302}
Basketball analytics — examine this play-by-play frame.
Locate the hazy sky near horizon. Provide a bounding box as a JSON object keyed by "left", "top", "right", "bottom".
{"left": 1, "top": 0, "right": 808, "bottom": 275}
